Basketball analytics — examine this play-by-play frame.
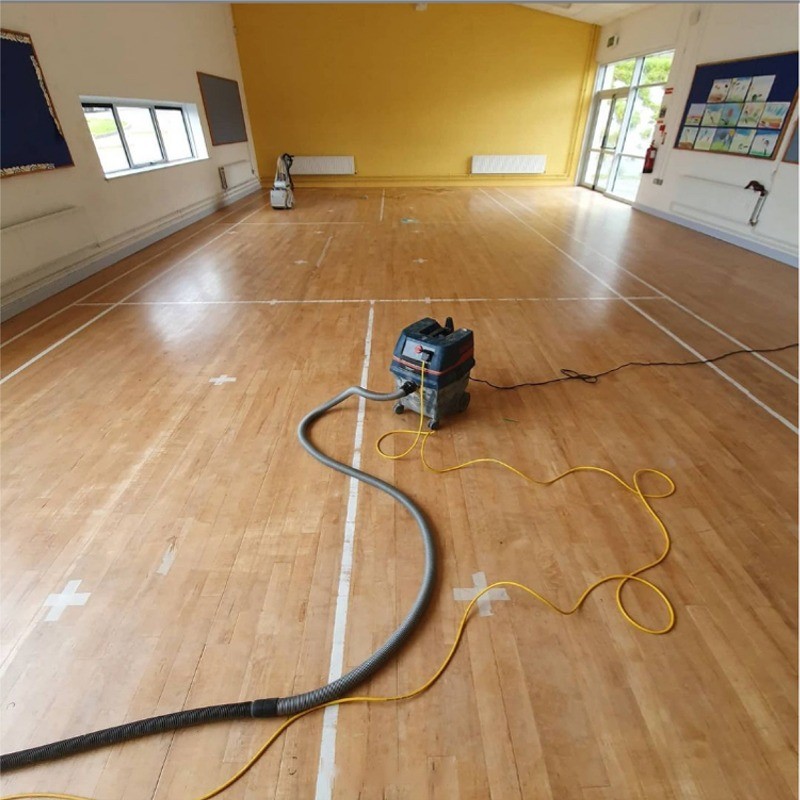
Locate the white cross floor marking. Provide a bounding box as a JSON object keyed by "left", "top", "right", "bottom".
{"left": 209, "top": 374, "right": 236, "bottom": 386}
{"left": 44, "top": 580, "right": 90, "bottom": 622}
{"left": 453, "top": 572, "right": 510, "bottom": 617}
{"left": 412, "top": 258, "right": 427, "bottom": 264}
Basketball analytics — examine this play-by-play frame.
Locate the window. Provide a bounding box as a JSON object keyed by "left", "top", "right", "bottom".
{"left": 155, "top": 107, "right": 194, "bottom": 161}
{"left": 82, "top": 106, "right": 129, "bottom": 174}
{"left": 82, "top": 98, "right": 203, "bottom": 176}
{"left": 600, "top": 58, "right": 636, "bottom": 90}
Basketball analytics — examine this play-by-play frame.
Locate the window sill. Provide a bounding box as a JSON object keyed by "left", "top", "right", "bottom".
{"left": 104, "top": 155, "right": 208, "bottom": 180}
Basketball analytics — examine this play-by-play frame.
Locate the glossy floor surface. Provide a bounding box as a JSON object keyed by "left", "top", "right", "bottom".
{"left": 1, "top": 187, "right": 797, "bottom": 800}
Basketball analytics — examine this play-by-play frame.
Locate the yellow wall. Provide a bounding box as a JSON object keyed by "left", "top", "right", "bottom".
{"left": 233, "top": 3, "right": 597, "bottom": 186}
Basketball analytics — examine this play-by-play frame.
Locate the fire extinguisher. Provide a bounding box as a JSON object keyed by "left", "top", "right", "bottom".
{"left": 643, "top": 141, "right": 657, "bottom": 174}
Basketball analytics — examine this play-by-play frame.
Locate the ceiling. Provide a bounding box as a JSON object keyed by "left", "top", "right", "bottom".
{"left": 517, "top": 3, "right": 652, "bottom": 26}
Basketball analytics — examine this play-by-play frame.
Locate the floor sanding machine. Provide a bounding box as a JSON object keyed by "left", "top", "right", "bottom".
{"left": 390, "top": 317, "right": 475, "bottom": 429}
{"left": 270, "top": 153, "right": 295, "bottom": 209}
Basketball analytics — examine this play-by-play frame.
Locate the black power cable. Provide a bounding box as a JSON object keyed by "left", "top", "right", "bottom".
{"left": 470, "top": 343, "right": 799, "bottom": 390}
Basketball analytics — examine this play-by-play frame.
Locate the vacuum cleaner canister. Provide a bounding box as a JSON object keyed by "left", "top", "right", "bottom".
{"left": 389, "top": 317, "right": 475, "bottom": 429}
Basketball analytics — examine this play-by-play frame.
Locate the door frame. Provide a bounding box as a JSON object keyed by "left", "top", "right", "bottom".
{"left": 580, "top": 87, "right": 631, "bottom": 193}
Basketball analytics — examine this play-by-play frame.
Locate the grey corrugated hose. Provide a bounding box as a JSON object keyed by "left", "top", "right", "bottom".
{"left": 278, "top": 381, "right": 435, "bottom": 714}
{"left": 0, "top": 381, "right": 434, "bottom": 770}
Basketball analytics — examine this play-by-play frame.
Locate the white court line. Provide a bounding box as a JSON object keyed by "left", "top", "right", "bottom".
{"left": 230, "top": 220, "right": 533, "bottom": 227}
{"left": 482, "top": 189, "right": 798, "bottom": 435}
{"left": 316, "top": 236, "right": 334, "bottom": 268}
{"left": 231, "top": 221, "right": 365, "bottom": 226}
{"left": 314, "top": 302, "right": 375, "bottom": 800}
{"left": 73, "top": 295, "right": 666, "bottom": 308}
{"left": 372, "top": 295, "right": 664, "bottom": 303}
{"left": 379, "top": 188, "right": 386, "bottom": 222}
{"left": 0, "top": 192, "right": 267, "bottom": 350}
{"left": 495, "top": 188, "right": 798, "bottom": 384}
{"left": 0, "top": 204, "right": 265, "bottom": 386}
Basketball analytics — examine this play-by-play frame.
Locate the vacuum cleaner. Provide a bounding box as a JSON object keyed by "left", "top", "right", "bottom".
{"left": 0, "top": 317, "right": 473, "bottom": 772}
{"left": 390, "top": 316, "right": 475, "bottom": 429}
{"left": 270, "top": 153, "right": 294, "bottom": 209}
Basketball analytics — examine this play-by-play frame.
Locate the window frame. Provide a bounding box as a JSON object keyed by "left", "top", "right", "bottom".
{"left": 81, "top": 97, "right": 198, "bottom": 177}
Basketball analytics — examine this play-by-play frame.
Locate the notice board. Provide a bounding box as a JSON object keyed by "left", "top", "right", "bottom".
{"left": 674, "top": 51, "right": 798, "bottom": 160}
{"left": 1, "top": 29, "right": 73, "bottom": 177}
{"left": 197, "top": 72, "right": 248, "bottom": 146}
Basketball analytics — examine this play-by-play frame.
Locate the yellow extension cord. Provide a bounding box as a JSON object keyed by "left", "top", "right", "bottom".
{"left": 3, "top": 363, "right": 676, "bottom": 800}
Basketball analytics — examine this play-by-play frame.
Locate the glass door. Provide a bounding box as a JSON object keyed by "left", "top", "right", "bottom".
{"left": 583, "top": 91, "right": 629, "bottom": 191}
{"left": 580, "top": 52, "right": 674, "bottom": 203}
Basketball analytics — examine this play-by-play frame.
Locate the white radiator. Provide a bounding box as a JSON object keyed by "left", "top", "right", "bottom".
{"left": 1, "top": 206, "right": 97, "bottom": 287}
{"left": 672, "top": 176, "right": 761, "bottom": 225}
{"left": 471, "top": 154, "right": 547, "bottom": 174}
{"left": 290, "top": 156, "right": 355, "bottom": 175}
{"left": 219, "top": 160, "right": 254, "bottom": 190}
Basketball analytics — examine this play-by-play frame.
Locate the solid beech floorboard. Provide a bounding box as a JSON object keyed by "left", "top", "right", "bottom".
{"left": 1, "top": 187, "right": 796, "bottom": 800}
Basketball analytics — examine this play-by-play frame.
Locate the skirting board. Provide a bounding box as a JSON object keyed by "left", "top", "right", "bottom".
{"left": 1, "top": 178, "right": 262, "bottom": 321}
{"left": 274, "top": 175, "right": 573, "bottom": 188}
{"left": 634, "top": 202, "right": 798, "bottom": 269}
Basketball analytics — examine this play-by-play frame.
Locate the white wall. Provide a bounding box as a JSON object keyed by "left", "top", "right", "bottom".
{"left": 0, "top": 2, "right": 260, "bottom": 315}
{"left": 598, "top": 3, "right": 684, "bottom": 62}
{"left": 599, "top": 3, "right": 798, "bottom": 266}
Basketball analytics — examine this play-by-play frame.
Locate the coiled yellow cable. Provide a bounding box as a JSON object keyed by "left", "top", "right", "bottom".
{"left": 2, "top": 363, "right": 677, "bottom": 800}
{"left": 377, "top": 361, "right": 676, "bottom": 635}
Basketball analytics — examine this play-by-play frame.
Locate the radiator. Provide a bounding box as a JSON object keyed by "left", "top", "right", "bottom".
{"left": 290, "top": 156, "right": 355, "bottom": 175}
{"left": 1, "top": 206, "right": 97, "bottom": 287}
{"left": 471, "top": 155, "right": 547, "bottom": 174}
{"left": 672, "top": 176, "right": 761, "bottom": 225}
{"left": 219, "top": 160, "right": 254, "bottom": 190}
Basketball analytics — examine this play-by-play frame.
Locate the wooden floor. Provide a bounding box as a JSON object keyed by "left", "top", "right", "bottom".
{"left": 1, "top": 187, "right": 797, "bottom": 800}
